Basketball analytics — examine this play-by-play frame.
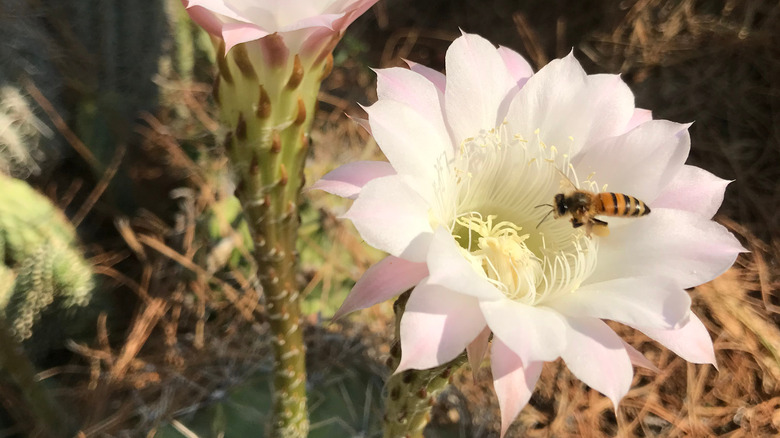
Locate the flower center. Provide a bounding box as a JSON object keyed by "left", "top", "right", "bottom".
{"left": 434, "top": 124, "right": 600, "bottom": 304}
{"left": 455, "top": 214, "right": 543, "bottom": 302}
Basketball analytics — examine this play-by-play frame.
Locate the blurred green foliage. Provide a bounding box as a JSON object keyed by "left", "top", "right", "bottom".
{"left": 0, "top": 173, "right": 95, "bottom": 359}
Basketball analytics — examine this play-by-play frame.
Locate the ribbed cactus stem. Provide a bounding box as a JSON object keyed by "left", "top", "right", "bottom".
{"left": 383, "top": 291, "right": 468, "bottom": 438}
{"left": 215, "top": 39, "right": 332, "bottom": 438}
{"left": 0, "top": 317, "right": 75, "bottom": 437}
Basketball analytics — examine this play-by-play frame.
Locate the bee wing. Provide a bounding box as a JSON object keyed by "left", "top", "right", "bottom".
{"left": 555, "top": 168, "right": 578, "bottom": 193}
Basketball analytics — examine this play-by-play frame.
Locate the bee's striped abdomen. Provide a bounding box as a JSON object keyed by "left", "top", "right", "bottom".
{"left": 597, "top": 192, "right": 651, "bottom": 217}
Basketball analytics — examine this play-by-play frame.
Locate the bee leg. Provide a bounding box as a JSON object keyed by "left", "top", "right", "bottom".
{"left": 592, "top": 218, "right": 608, "bottom": 226}
{"left": 570, "top": 218, "right": 584, "bottom": 228}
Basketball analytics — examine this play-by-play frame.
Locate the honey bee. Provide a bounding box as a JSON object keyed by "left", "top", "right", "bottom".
{"left": 537, "top": 178, "right": 651, "bottom": 237}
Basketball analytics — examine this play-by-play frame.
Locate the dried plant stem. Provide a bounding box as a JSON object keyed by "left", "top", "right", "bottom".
{"left": 214, "top": 40, "right": 333, "bottom": 438}
{"left": 383, "top": 291, "right": 468, "bottom": 438}
{"left": 0, "top": 318, "right": 75, "bottom": 437}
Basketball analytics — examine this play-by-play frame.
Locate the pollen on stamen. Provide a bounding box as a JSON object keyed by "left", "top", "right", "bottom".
{"left": 455, "top": 213, "right": 544, "bottom": 301}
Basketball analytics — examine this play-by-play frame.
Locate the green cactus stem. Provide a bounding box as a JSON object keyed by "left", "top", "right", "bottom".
{"left": 214, "top": 38, "right": 334, "bottom": 438}
{"left": 0, "top": 174, "right": 91, "bottom": 437}
{"left": 383, "top": 291, "right": 468, "bottom": 438}
{"left": 0, "top": 174, "right": 94, "bottom": 358}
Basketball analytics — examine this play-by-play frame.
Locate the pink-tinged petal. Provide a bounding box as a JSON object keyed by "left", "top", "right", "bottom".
{"left": 221, "top": 22, "right": 272, "bottom": 52}
{"left": 588, "top": 209, "right": 745, "bottom": 288}
{"left": 403, "top": 60, "right": 446, "bottom": 92}
{"left": 375, "top": 67, "right": 436, "bottom": 107}
{"left": 560, "top": 317, "right": 633, "bottom": 411}
{"left": 496, "top": 46, "right": 534, "bottom": 86}
{"left": 344, "top": 175, "right": 433, "bottom": 263}
{"left": 333, "top": 256, "right": 428, "bottom": 320}
{"left": 622, "top": 341, "right": 660, "bottom": 372}
{"left": 572, "top": 120, "right": 691, "bottom": 203}
{"left": 183, "top": 4, "right": 228, "bottom": 36}
{"left": 633, "top": 312, "right": 717, "bottom": 366}
{"left": 444, "top": 32, "right": 516, "bottom": 143}
{"left": 185, "top": 0, "right": 250, "bottom": 23}
{"left": 482, "top": 299, "right": 566, "bottom": 364}
{"left": 467, "top": 326, "right": 491, "bottom": 376}
{"left": 506, "top": 55, "right": 635, "bottom": 156}
{"left": 297, "top": 0, "right": 376, "bottom": 60}
{"left": 374, "top": 67, "right": 450, "bottom": 146}
{"left": 548, "top": 277, "right": 691, "bottom": 329}
{"left": 397, "top": 279, "right": 487, "bottom": 372}
{"left": 572, "top": 72, "right": 636, "bottom": 146}
{"left": 278, "top": 12, "right": 345, "bottom": 33}
{"left": 366, "top": 99, "right": 451, "bottom": 183}
{"left": 652, "top": 165, "right": 731, "bottom": 219}
{"left": 625, "top": 108, "right": 653, "bottom": 131}
{"left": 309, "top": 161, "right": 395, "bottom": 199}
{"left": 426, "top": 227, "right": 505, "bottom": 300}
{"left": 491, "top": 339, "right": 543, "bottom": 438}
{"left": 328, "top": 0, "right": 379, "bottom": 32}
{"left": 298, "top": 26, "right": 340, "bottom": 61}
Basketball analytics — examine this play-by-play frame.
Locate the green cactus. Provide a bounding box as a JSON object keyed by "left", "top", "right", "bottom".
{"left": 0, "top": 173, "right": 94, "bottom": 357}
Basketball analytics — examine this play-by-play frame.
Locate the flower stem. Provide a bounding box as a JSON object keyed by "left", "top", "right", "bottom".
{"left": 215, "top": 41, "right": 330, "bottom": 438}
{"left": 383, "top": 291, "right": 468, "bottom": 438}
{"left": 239, "top": 172, "right": 308, "bottom": 438}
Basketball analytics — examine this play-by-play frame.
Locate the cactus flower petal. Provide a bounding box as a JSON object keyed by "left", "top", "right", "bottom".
{"left": 505, "top": 54, "right": 636, "bottom": 157}
{"left": 491, "top": 339, "right": 543, "bottom": 438}
{"left": 397, "top": 278, "right": 487, "bottom": 372}
{"left": 622, "top": 341, "right": 660, "bottom": 372}
{"left": 333, "top": 255, "right": 427, "bottom": 320}
{"left": 572, "top": 120, "right": 691, "bottom": 202}
{"left": 310, "top": 161, "right": 395, "bottom": 199}
{"left": 586, "top": 209, "right": 744, "bottom": 288}
{"left": 403, "top": 60, "right": 447, "bottom": 92}
{"left": 547, "top": 276, "right": 691, "bottom": 329}
{"left": 444, "top": 32, "right": 517, "bottom": 145}
{"left": 343, "top": 175, "right": 433, "bottom": 263}
{"left": 626, "top": 108, "right": 653, "bottom": 130}
{"left": 632, "top": 312, "right": 717, "bottom": 366}
{"left": 496, "top": 45, "right": 534, "bottom": 86}
{"left": 365, "top": 99, "right": 452, "bottom": 186}
{"left": 559, "top": 317, "right": 633, "bottom": 411}
{"left": 652, "top": 165, "right": 731, "bottom": 218}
